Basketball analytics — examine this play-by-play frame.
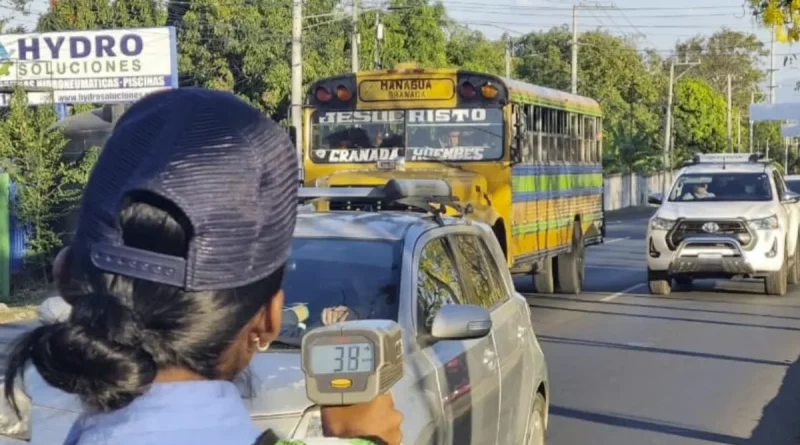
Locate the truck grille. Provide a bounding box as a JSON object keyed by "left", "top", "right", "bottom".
{"left": 667, "top": 220, "right": 752, "bottom": 250}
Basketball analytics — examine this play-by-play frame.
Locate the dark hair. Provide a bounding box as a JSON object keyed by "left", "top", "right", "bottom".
{"left": 4, "top": 193, "right": 284, "bottom": 415}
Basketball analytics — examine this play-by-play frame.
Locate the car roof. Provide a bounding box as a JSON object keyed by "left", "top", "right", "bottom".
{"left": 293, "top": 210, "right": 466, "bottom": 241}
{"left": 680, "top": 163, "right": 769, "bottom": 174}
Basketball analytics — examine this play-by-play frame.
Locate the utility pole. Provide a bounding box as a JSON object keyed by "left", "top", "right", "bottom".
{"left": 727, "top": 74, "right": 733, "bottom": 153}
{"left": 749, "top": 90, "right": 755, "bottom": 153}
{"left": 505, "top": 39, "right": 512, "bottom": 78}
{"left": 770, "top": 26, "right": 777, "bottom": 103}
{"left": 736, "top": 109, "right": 741, "bottom": 153}
{"left": 571, "top": 5, "right": 578, "bottom": 94}
{"left": 351, "top": 0, "right": 359, "bottom": 72}
{"left": 662, "top": 58, "right": 701, "bottom": 193}
{"left": 374, "top": 11, "right": 383, "bottom": 69}
{"left": 291, "top": 0, "right": 303, "bottom": 181}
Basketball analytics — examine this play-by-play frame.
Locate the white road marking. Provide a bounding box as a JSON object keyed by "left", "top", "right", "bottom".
{"left": 601, "top": 283, "right": 646, "bottom": 302}
{"left": 602, "top": 237, "right": 630, "bottom": 244}
{"left": 586, "top": 265, "right": 640, "bottom": 271}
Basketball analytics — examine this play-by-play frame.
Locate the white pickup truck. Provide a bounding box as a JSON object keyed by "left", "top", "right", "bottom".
{"left": 646, "top": 153, "right": 800, "bottom": 296}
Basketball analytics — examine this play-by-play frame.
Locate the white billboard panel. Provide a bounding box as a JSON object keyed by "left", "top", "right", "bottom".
{"left": 0, "top": 27, "right": 177, "bottom": 105}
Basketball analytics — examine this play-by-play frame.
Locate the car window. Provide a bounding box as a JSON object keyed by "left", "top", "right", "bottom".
{"left": 279, "top": 238, "right": 401, "bottom": 342}
{"left": 787, "top": 179, "right": 800, "bottom": 193}
{"left": 450, "top": 234, "right": 508, "bottom": 308}
{"left": 668, "top": 172, "right": 772, "bottom": 202}
{"left": 417, "top": 237, "right": 464, "bottom": 332}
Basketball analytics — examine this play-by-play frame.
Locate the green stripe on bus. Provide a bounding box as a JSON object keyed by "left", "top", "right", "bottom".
{"left": 511, "top": 173, "right": 603, "bottom": 193}
{"left": 511, "top": 211, "right": 603, "bottom": 236}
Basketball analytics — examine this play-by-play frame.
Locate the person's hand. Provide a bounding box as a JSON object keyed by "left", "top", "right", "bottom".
{"left": 321, "top": 394, "right": 403, "bottom": 445}
{"left": 321, "top": 305, "right": 351, "bottom": 326}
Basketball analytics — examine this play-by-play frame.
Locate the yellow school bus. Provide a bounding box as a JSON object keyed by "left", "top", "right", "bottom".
{"left": 302, "top": 64, "right": 604, "bottom": 294}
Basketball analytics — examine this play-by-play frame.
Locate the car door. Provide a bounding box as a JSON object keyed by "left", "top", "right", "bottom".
{"left": 450, "top": 231, "right": 530, "bottom": 444}
{"left": 413, "top": 231, "right": 500, "bottom": 445}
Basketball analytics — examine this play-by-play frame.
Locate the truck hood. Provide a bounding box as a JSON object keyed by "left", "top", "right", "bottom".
{"left": 656, "top": 201, "right": 776, "bottom": 221}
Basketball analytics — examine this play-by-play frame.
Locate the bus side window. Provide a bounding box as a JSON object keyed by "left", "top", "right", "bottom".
{"left": 533, "top": 106, "right": 543, "bottom": 162}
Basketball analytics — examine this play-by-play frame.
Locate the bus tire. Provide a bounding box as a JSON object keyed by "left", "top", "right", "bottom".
{"left": 556, "top": 221, "right": 585, "bottom": 295}
{"left": 533, "top": 258, "right": 555, "bottom": 294}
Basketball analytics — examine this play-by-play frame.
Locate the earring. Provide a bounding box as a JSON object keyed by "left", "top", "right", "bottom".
{"left": 254, "top": 337, "right": 271, "bottom": 352}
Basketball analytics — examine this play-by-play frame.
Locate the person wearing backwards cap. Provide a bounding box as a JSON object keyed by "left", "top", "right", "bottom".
{"left": 2, "top": 88, "right": 402, "bottom": 445}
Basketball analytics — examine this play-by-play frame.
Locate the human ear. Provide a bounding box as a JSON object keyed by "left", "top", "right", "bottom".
{"left": 247, "top": 290, "right": 285, "bottom": 354}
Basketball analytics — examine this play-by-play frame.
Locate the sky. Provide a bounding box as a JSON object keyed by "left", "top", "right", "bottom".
{"left": 5, "top": 0, "right": 800, "bottom": 103}
{"left": 444, "top": 0, "right": 800, "bottom": 103}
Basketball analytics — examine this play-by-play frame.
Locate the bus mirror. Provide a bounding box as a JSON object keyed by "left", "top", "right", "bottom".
{"left": 511, "top": 133, "right": 523, "bottom": 165}
{"left": 288, "top": 126, "right": 297, "bottom": 148}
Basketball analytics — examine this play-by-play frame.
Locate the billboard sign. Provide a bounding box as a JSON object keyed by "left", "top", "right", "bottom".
{"left": 0, "top": 27, "right": 177, "bottom": 106}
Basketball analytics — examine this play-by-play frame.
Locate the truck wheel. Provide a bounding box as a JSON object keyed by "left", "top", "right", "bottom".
{"left": 765, "top": 254, "right": 788, "bottom": 296}
{"left": 788, "top": 240, "right": 800, "bottom": 285}
{"left": 648, "top": 270, "right": 671, "bottom": 295}
{"left": 557, "top": 222, "right": 585, "bottom": 294}
{"left": 533, "top": 258, "right": 555, "bottom": 294}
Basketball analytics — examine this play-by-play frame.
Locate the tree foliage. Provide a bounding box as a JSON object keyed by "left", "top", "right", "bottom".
{"left": 0, "top": 88, "right": 97, "bottom": 272}
{"left": 749, "top": 0, "right": 800, "bottom": 41}
{"left": 671, "top": 78, "right": 727, "bottom": 166}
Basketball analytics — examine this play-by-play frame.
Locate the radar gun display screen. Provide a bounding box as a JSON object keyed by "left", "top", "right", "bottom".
{"left": 301, "top": 320, "right": 404, "bottom": 405}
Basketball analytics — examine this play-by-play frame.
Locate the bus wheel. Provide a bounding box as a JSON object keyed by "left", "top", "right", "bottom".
{"left": 533, "top": 257, "right": 555, "bottom": 294}
{"left": 557, "top": 221, "right": 585, "bottom": 295}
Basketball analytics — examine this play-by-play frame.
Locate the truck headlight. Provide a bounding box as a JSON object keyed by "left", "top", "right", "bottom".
{"left": 748, "top": 215, "right": 779, "bottom": 231}
{"left": 0, "top": 387, "right": 31, "bottom": 441}
{"left": 292, "top": 407, "right": 323, "bottom": 439}
{"left": 650, "top": 217, "right": 675, "bottom": 231}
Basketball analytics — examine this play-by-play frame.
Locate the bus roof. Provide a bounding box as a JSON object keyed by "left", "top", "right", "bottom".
{"left": 500, "top": 77, "right": 602, "bottom": 117}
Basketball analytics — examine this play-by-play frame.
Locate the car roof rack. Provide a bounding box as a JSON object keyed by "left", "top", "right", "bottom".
{"left": 682, "top": 153, "right": 769, "bottom": 168}
{"left": 298, "top": 179, "right": 470, "bottom": 223}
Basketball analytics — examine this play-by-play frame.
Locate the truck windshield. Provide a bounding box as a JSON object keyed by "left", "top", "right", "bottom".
{"left": 668, "top": 172, "right": 773, "bottom": 202}
{"left": 309, "top": 108, "right": 504, "bottom": 163}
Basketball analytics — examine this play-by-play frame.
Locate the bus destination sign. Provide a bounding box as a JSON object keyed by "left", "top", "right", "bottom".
{"left": 358, "top": 78, "right": 455, "bottom": 102}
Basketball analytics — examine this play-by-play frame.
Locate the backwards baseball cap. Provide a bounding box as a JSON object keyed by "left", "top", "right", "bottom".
{"left": 70, "top": 88, "right": 298, "bottom": 291}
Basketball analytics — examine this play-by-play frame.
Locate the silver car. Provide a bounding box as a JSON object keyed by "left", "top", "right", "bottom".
{"left": 0, "top": 182, "right": 549, "bottom": 445}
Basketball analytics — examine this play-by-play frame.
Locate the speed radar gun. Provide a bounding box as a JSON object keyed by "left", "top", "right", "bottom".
{"left": 301, "top": 320, "right": 404, "bottom": 405}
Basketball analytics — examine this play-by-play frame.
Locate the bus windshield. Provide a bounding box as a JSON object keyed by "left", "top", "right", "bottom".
{"left": 309, "top": 108, "right": 504, "bottom": 163}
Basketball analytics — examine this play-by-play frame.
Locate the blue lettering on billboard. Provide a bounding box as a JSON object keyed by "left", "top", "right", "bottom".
{"left": 17, "top": 34, "right": 145, "bottom": 60}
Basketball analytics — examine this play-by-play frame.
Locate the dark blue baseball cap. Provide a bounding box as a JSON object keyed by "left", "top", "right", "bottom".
{"left": 70, "top": 88, "right": 298, "bottom": 291}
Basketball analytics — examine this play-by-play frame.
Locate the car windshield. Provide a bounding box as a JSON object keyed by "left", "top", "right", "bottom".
{"left": 309, "top": 108, "right": 504, "bottom": 163}
{"left": 668, "top": 172, "right": 772, "bottom": 202}
{"left": 276, "top": 238, "right": 402, "bottom": 347}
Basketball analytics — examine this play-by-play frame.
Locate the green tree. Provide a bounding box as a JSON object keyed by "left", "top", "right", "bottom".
{"left": 0, "top": 87, "right": 97, "bottom": 275}
{"left": 513, "top": 27, "right": 664, "bottom": 173}
{"left": 674, "top": 29, "right": 768, "bottom": 110}
{"left": 37, "top": 0, "right": 165, "bottom": 31}
{"left": 748, "top": 0, "right": 800, "bottom": 41}
{"left": 444, "top": 24, "right": 505, "bottom": 75}
{"left": 671, "top": 78, "right": 727, "bottom": 165}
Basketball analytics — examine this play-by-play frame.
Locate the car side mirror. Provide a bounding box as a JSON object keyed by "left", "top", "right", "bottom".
{"left": 648, "top": 192, "right": 663, "bottom": 205}
{"left": 781, "top": 190, "right": 800, "bottom": 203}
{"left": 430, "top": 304, "right": 492, "bottom": 340}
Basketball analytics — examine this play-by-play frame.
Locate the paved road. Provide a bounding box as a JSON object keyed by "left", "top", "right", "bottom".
{"left": 519, "top": 208, "right": 800, "bottom": 445}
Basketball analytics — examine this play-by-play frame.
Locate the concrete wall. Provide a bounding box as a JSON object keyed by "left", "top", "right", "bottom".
{"left": 603, "top": 171, "right": 675, "bottom": 211}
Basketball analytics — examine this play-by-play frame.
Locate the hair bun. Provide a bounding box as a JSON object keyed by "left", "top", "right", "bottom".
{"left": 17, "top": 294, "right": 157, "bottom": 411}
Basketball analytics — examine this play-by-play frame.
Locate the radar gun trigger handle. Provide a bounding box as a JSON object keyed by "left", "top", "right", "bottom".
{"left": 301, "top": 320, "right": 404, "bottom": 406}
